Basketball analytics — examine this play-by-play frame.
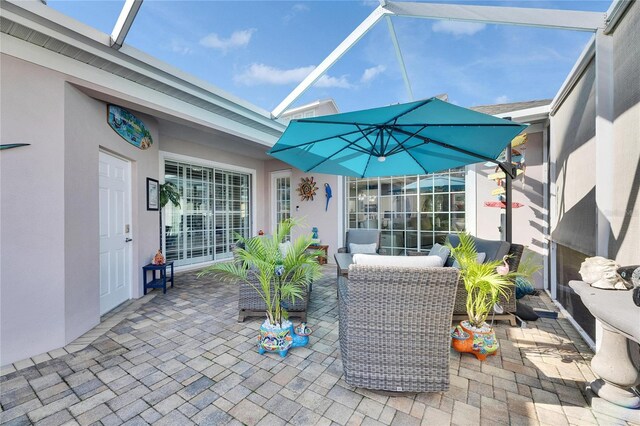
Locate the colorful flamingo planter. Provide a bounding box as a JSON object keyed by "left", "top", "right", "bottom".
{"left": 451, "top": 321, "right": 499, "bottom": 361}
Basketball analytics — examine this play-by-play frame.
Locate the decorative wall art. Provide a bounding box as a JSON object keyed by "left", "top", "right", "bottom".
{"left": 297, "top": 176, "right": 318, "bottom": 201}
{"left": 147, "top": 178, "right": 159, "bottom": 211}
{"left": 0, "top": 144, "right": 30, "bottom": 150}
{"left": 107, "top": 104, "right": 153, "bottom": 150}
{"left": 324, "top": 183, "right": 332, "bottom": 211}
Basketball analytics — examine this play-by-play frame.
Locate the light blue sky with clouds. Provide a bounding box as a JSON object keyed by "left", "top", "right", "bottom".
{"left": 49, "top": 0, "right": 610, "bottom": 113}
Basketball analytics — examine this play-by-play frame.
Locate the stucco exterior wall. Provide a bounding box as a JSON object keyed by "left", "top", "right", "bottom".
{"left": 0, "top": 55, "right": 276, "bottom": 365}
{"left": 264, "top": 160, "right": 342, "bottom": 264}
{"left": 63, "top": 84, "right": 161, "bottom": 341}
{"left": 474, "top": 130, "right": 546, "bottom": 288}
{"left": 1, "top": 54, "right": 67, "bottom": 364}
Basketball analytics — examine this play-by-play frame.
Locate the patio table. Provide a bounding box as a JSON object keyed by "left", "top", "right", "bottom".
{"left": 334, "top": 253, "right": 354, "bottom": 278}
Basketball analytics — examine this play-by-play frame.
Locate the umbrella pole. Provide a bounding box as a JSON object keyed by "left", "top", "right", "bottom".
{"left": 504, "top": 142, "right": 513, "bottom": 243}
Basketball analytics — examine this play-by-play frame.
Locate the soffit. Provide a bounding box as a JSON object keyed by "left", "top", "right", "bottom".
{"left": 0, "top": 13, "right": 285, "bottom": 142}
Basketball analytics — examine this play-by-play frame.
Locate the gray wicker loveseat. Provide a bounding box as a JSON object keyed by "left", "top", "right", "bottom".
{"left": 447, "top": 235, "right": 524, "bottom": 326}
{"left": 338, "top": 263, "right": 459, "bottom": 392}
{"left": 410, "top": 234, "right": 524, "bottom": 326}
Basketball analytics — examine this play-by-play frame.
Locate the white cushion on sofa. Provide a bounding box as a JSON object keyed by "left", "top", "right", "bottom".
{"left": 353, "top": 254, "right": 443, "bottom": 268}
{"left": 349, "top": 243, "right": 377, "bottom": 254}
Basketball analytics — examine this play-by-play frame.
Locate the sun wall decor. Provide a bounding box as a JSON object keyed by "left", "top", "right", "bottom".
{"left": 297, "top": 176, "right": 318, "bottom": 201}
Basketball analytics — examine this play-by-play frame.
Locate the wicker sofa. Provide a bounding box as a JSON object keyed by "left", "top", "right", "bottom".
{"left": 411, "top": 234, "right": 524, "bottom": 325}
{"left": 338, "top": 264, "right": 459, "bottom": 392}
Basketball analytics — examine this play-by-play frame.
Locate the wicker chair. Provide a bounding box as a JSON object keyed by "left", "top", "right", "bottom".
{"left": 338, "top": 265, "right": 459, "bottom": 392}
{"left": 237, "top": 276, "right": 308, "bottom": 322}
{"left": 337, "top": 229, "right": 383, "bottom": 254}
{"left": 233, "top": 248, "right": 309, "bottom": 322}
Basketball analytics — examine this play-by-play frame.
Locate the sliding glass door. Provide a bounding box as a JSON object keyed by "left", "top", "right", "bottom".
{"left": 164, "top": 160, "right": 251, "bottom": 267}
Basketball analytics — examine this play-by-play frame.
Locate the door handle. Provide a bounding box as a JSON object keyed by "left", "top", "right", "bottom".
{"left": 125, "top": 238, "right": 133, "bottom": 242}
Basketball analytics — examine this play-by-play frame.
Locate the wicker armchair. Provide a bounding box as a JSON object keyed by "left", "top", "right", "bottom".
{"left": 337, "top": 229, "right": 383, "bottom": 254}
{"left": 238, "top": 276, "right": 308, "bottom": 322}
{"left": 233, "top": 248, "right": 309, "bottom": 322}
{"left": 338, "top": 265, "right": 459, "bottom": 392}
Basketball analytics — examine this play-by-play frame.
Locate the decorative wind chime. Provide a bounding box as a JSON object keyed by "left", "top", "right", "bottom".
{"left": 484, "top": 134, "right": 527, "bottom": 209}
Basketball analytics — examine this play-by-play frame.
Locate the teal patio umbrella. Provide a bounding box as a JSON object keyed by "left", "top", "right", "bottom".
{"left": 268, "top": 98, "right": 527, "bottom": 240}
{"left": 268, "top": 98, "right": 526, "bottom": 178}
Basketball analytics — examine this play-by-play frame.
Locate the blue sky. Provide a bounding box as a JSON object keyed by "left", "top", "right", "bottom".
{"left": 49, "top": 1, "right": 610, "bottom": 114}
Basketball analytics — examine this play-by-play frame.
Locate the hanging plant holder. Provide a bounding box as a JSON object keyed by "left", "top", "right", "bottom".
{"left": 297, "top": 176, "right": 318, "bottom": 201}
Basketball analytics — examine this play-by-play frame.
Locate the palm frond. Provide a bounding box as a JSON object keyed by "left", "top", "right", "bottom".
{"left": 448, "top": 232, "right": 517, "bottom": 327}
{"left": 159, "top": 182, "right": 181, "bottom": 208}
{"left": 199, "top": 219, "right": 323, "bottom": 326}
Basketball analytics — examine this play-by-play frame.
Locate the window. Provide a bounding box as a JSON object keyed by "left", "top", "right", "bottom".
{"left": 346, "top": 169, "right": 465, "bottom": 255}
{"left": 164, "top": 160, "right": 251, "bottom": 267}
{"left": 271, "top": 171, "right": 291, "bottom": 240}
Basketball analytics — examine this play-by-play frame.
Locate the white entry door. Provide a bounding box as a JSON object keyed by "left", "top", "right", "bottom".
{"left": 99, "top": 151, "right": 132, "bottom": 315}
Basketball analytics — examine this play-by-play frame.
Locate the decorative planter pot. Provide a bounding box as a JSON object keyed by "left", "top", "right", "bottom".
{"left": 451, "top": 321, "right": 499, "bottom": 361}
{"left": 257, "top": 320, "right": 311, "bottom": 357}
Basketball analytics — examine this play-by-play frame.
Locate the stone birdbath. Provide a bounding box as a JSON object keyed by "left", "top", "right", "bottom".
{"left": 569, "top": 280, "right": 640, "bottom": 422}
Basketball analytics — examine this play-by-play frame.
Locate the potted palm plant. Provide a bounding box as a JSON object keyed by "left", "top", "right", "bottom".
{"left": 448, "top": 233, "right": 517, "bottom": 360}
{"left": 199, "top": 218, "right": 322, "bottom": 357}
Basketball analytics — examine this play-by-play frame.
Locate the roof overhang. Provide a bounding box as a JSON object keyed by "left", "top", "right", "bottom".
{"left": 494, "top": 104, "right": 551, "bottom": 124}
{"left": 0, "top": 0, "right": 286, "bottom": 147}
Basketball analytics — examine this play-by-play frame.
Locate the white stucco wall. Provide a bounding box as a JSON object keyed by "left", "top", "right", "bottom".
{"left": 264, "top": 160, "right": 341, "bottom": 264}
{"left": 473, "top": 130, "right": 546, "bottom": 288}
{"left": 0, "top": 54, "right": 277, "bottom": 365}
{"left": 1, "top": 54, "right": 67, "bottom": 365}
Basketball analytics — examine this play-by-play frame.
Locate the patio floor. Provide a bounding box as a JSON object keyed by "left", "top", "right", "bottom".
{"left": 0, "top": 265, "right": 635, "bottom": 426}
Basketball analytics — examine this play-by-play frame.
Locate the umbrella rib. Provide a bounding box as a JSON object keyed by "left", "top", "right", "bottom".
{"left": 394, "top": 128, "right": 505, "bottom": 165}
{"left": 361, "top": 150, "right": 375, "bottom": 178}
{"left": 386, "top": 131, "right": 429, "bottom": 174}
{"left": 392, "top": 122, "right": 524, "bottom": 127}
{"left": 269, "top": 126, "right": 376, "bottom": 154}
{"left": 384, "top": 125, "right": 427, "bottom": 157}
{"left": 302, "top": 127, "right": 380, "bottom": 172}
{"left": 355, "top": 124, "right": 381, "bottom": 155}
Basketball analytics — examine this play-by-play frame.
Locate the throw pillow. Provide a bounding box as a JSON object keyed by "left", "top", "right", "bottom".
{"left": 452, "top": 252, "right": 486, "bottom": 269}
{"left": 353, "top": 254, "right": 443, "bottom": 268}
{"left": 429, "top": 243, "right": 450, "bottom": 266}
{"left": 349, "top": 243, "right": 377, "bottom": 254}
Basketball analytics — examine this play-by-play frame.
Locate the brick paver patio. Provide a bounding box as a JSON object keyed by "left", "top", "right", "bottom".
{"left": 0, "top": 265, "right": 635, "bottom": 425}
